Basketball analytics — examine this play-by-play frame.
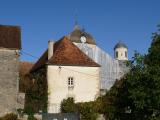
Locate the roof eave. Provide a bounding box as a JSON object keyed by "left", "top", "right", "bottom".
{"left": 47, "top": 63, "right": 100, "bottom": 67}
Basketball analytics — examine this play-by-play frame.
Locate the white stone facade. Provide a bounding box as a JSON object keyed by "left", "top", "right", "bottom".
{"left": 47, "top": 65, "right": 100, "bottom": 113}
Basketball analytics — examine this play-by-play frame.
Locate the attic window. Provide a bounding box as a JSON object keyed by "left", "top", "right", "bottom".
{"left": 68, "top": 77, "right": 74, "bottom": 87}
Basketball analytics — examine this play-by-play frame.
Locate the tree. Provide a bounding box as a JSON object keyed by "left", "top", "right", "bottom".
{"left": 104, "top": 26, "right": 160, "bottom": 120}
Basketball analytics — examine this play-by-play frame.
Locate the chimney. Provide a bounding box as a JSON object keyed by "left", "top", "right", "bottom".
{"left": 48, "top": 40, "right": 54, "bottom": 60}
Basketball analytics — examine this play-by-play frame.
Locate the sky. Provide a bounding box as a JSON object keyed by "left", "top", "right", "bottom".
{"left": 0, "top": 0, "right": 160, "bottom": 62}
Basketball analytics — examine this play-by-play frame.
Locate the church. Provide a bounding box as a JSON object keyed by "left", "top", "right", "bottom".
{"left": 31, "top": 25, "right": 128, "bottom": 113}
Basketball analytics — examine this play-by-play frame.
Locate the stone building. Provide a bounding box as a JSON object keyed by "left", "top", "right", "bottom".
{"left": 30, "top": 25, "right": 128, "bottom": 113}
{"left": 31, "top": 37, "right": 100, "bottom": 113}
{"left": 0, "top": 25, "right": 21, "bottom": 116}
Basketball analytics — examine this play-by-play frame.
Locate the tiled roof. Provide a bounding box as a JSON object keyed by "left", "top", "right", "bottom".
{"left": 0, "top": 25, "right": 21, "bottom": 49}
{"left": 19, "top": 61, "right": 34, "bottom": 75}
{"left": 30, "top": 50, "right": 48, "bottom": 72}
{"left": 19, "top": 61, "right": 34, "bottom": 93}
{"left": 48, "top": 37, "right": 99, "bottom": 66}
{"left": 31, "top": 36, "right": 100, "bottom": 72}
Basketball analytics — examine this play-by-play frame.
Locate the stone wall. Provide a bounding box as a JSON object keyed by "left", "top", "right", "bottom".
{"left": 47, "top": 65, "right": 100, "bottom": 113}
{"left": 0, "top": 49, "right": 19, "bottom": 116}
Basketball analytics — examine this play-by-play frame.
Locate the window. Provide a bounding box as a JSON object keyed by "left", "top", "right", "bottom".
{"left": 53, "top": 119, "right": 58, "bottom": 120}
{"left": 116, "top": 51, "right": 118, "bottom": 58}
{"left": 68, "top": 77, "right": 74, "bottom": 87}
{"left": 64, "top": 118, "right": 67, "bottom": 120}
{"left": 125, "top": 51, "right": 127, "bottom": 58}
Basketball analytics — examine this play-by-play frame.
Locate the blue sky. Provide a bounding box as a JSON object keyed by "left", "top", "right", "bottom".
{"left": 0, "top": 0, "right": 160, "bottom": 61}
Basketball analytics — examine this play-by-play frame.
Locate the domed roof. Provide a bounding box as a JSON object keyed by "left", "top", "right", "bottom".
{"left": 114, "top": 41, "right": 128, "bottom": 50}
{"left": 68, "top": 25, "right": 96, "bottom": 45}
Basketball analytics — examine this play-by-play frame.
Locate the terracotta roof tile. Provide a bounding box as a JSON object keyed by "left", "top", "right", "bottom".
{"left": 19, "top": 61, "right": 34, "bottom": 93}
{"left": 30, "top": 50, "right": 48, "bottom": 72}
{"left": 0, "top": 25, "right": 21, "bottom": 49}
{"left": 48, "top": 37, "right": 100, "bottom": 66}
{"left": 31, "top": 37, "right": 100, "bottom": 72}
{"left": 19, "top": 61, "right": 34, "bottom": 75}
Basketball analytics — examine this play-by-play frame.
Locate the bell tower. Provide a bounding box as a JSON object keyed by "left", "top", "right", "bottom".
{"left": 114, "top": 41, "right": 128, "bottom": 60}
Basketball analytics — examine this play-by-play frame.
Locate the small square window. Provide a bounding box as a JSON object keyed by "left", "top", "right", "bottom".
{"left": 68, "top": 77, "right": 74, "bottom": 87}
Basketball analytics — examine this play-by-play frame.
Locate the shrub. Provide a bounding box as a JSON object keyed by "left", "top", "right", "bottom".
{"left": 0, "top": 113, "right": 18, "bottom": 120}
{"left": 61, "top": 97, "right": 77, "bottom": 113}
{"left": 77, "top": 102, "right": 98, "bottom": 120}
{"left": 61, "top": 98, "right": 99, "bottom": 120}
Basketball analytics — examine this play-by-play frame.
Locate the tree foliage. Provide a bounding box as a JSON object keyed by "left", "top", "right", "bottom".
{"left": 61, "top": 97, "right": 77, "bottom": 113}
{"left": 24, "top": 67, "right": 48, "bottom": 114}
{"left": 60, "top": 29, "right": 160, "bottom": 119}
{"left": 103, "top": 26, "right": 160, "bottom": 120}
